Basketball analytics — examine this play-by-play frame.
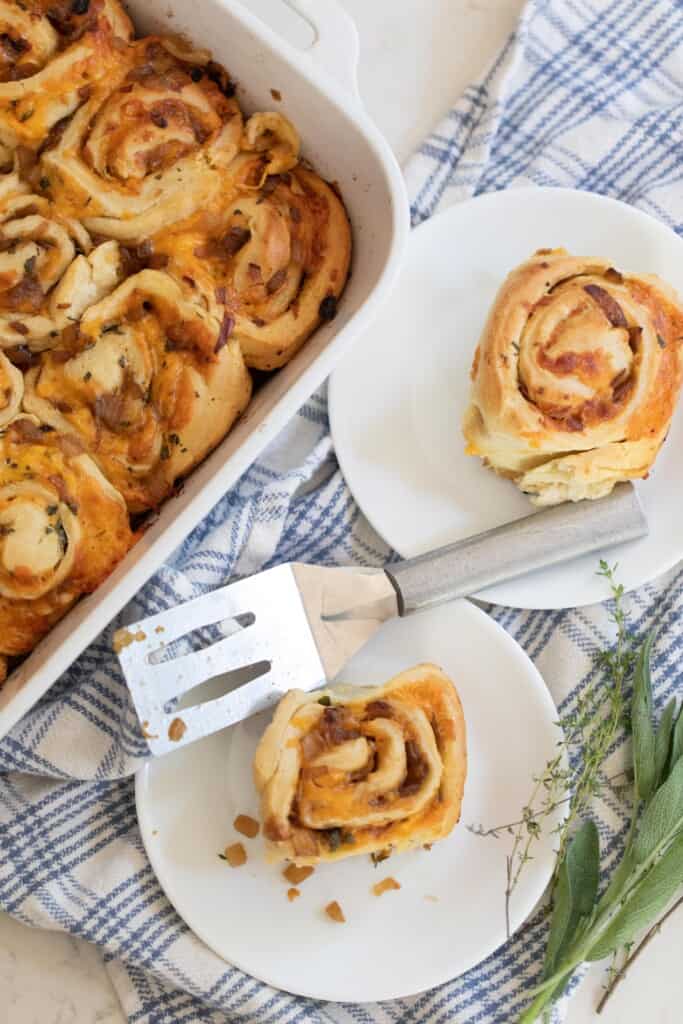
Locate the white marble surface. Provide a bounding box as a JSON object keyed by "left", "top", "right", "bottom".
{"left": 2, "top": 1, "right": 682, "bottom": 1022}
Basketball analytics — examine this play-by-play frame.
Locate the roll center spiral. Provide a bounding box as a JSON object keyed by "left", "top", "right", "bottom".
{"left": 0, "top": 481, "right": 77, "bottom": 598}
{"left": 518, "top": 280, "right": 635, "bottom": 424}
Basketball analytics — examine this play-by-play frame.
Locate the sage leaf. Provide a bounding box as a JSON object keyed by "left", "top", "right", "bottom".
{"left": 669, "top": 704, "right": 683, "bottom": 777}
{"left": 655, "top": 698, "right": 677, "bottom": 788}
{"left": 633, "top": 754, "right": 683, "bottom": 865}
{"left": 587, "top": 830, "right": 683, "bottom": 961}
{"left": 596, "top": 845, "right": 635, "bottom": 913}
{"left": 632, "top": 632, "right": 656, "bottom": 803}
{"left": 543, "top": 820, "right": 599, "bottom": 977}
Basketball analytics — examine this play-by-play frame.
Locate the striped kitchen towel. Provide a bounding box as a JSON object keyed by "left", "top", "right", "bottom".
{"left": 2, "top": 0, "right": 683, "bottom": 1022}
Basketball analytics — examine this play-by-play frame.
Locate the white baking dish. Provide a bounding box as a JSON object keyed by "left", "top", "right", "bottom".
{"left": 0, "top": 0, "right": 408, "bottom": 738}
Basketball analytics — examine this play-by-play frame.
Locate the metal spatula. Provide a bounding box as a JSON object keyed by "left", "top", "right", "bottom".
{"left": 115, "top": 482, "right": 646, "bottom": 755}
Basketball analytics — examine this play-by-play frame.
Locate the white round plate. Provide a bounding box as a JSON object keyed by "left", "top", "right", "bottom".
{"left": 136, "top": 600, "right": 564, "bottom": 1002}
{"left": 329, "top": 187, "right": 683, "bottom": 609}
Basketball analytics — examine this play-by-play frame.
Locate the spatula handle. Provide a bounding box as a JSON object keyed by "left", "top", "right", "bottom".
{"left": 384, "top": 483, "right": 647, "bottom": 615}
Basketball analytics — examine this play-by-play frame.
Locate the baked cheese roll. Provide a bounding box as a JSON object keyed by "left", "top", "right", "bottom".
{"left": 153, "top": 114, "right": 352, "bottom": 370}
{"left": 463, "top": 249, "right": 683, "bottom": 505}
{"left": 0, "top": 163, "right": 122, "bottom": 355}
{"left": 254, "top": 664, "right": 467, "bottom": 865}
{"left": 0, "top": 414, "right": 133, "bottom": 672}
{"left": 0, "top": 0, "right": 133, "bottom": 151}
{"left": 43, "top": 36, "right": 243, "bottom": 241}
{"left": 23, "top": 268, "right": 252, "bottom": 511}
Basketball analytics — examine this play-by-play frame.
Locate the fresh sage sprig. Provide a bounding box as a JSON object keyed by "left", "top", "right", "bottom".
{"left": 518, "top": 626, "right": 683, "bottom": 1023}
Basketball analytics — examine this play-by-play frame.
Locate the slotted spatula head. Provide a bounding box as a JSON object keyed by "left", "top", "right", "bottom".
{"left": 115, "top": 564, "right": 397, "bottom": 755}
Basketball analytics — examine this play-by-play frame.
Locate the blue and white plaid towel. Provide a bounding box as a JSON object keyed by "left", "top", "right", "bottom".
{"left": 3, "top": 1, "right": 683, "bottom": 1021}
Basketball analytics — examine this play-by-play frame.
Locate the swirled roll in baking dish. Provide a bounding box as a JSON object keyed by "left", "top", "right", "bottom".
{"left": 23, "top": 268, "right": 252, "bottom": 511}
{"left": 151, "top": 112, "right": 352, "bottom": 370}
{"left": 0, "top": 162, "right": 122, "bottom": 354}
{"left": 463, "top": 249, "right": 683, "bottom": 505}
{"left": 43, "top": 36, "right": 243, "bottom": 241}
{"left": 254, "top": 664, "right": 467, "bottom": 865}
{"left": 0, "top": 414, "right": 133, "bottom": 678}
{"left": 0, "top": 11, "right": 352, "bottom": 678}
{"left": 0, "top": 0, "right": 133, "bottom": 152}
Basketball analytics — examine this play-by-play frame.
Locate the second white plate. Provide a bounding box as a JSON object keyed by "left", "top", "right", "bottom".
{"left": 136, "top": 599, "right": 563, "bottom": 1002}
{"left": 329, "top": 187, "right": 683, "bottom": 609}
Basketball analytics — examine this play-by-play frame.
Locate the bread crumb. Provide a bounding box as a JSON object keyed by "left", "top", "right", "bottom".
{"left": 287, "top": 887, "right": 300, "bottom": 902}
{"left": 224, "top": 842, "right": 247, "bottom": 867}
{"left": 168, "top": 717, "right": 186, "bottom": 742}
{"left": 113, "top": 628, "right": 146, "bottom": 652}
{"left": 325, "top": 900, "right": 345, "bottom": 923}
{"left": 283, "top": 864, "right": 314, "bottom": 885}
{"left": 234, "top": 814, "right": 259, "bottom": 838}
{"left": 270, "top": 88, "right": 282, "bottom": 101}
{"left": 372, "top": 877, "right": 401, "bottom": 897}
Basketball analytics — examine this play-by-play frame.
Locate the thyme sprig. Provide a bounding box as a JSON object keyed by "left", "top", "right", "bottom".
{"left": 470, "top": 561, "right": 633, "bottom": 937}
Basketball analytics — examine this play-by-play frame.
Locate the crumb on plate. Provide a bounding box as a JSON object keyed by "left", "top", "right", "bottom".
{"left": 372, "top": 877, "right": 401, "bottom": 897}
{"left": 234, "top": 814, "right": 260, "bottom": 838}
{"left": 223, "top": 842, "right": 247, "bottom": 868}
{"left": 287, "top": 887, "right": 300, "bottom": 902}
{"left": 325, "top": 900, "right": 345, "bottom": 923}
{"left": 283, "top": 864, "right": 314, "bottom": 885}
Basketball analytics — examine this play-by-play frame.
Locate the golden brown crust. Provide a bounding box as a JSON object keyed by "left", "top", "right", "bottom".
{"left": 0, "top": 0, "right": 133, "bottom": 151}
{"left": 22, "top": 269, "right": 252, "bottom": 511}
{"left": 154, "top": 143, "right": 352, "bottom": 371}
{"left": 0, "top": 162, "right": 123, "bottom": 352}
{"left": 43, "top": 36, "right": 243, "bottom": 241}
{"left": 463, "top": 249, "right": 683, "bottom": 504}
{"left": 0, "top": 414, "right": 134, "bottom": 656}
{"left": 253, "top": 664, "right": 467, "bottom": 866}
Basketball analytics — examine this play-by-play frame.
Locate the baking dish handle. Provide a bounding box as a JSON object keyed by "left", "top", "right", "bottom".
{"left": 285, "top": 0, "right": 362, "bottom": 106}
